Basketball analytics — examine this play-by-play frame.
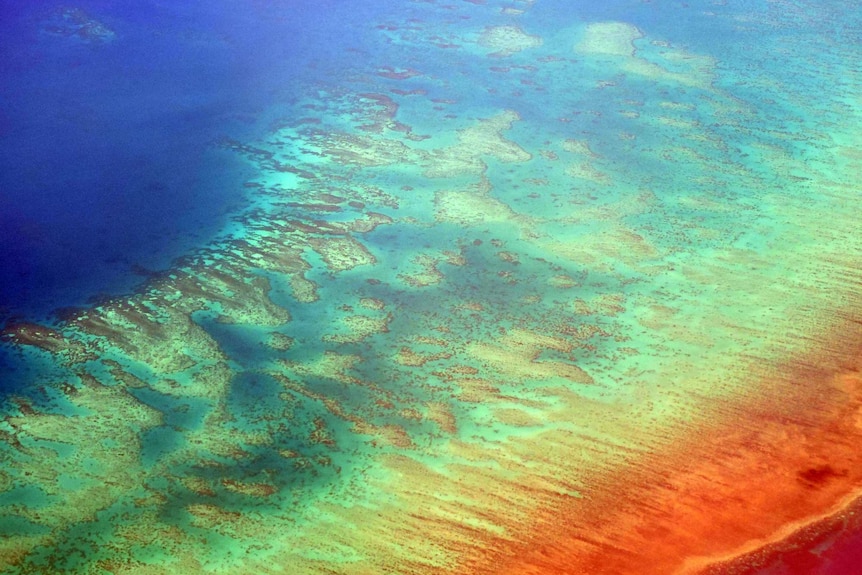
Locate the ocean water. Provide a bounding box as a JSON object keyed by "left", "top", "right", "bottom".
{"left": 0, "top": 0, "right": 369, "bottom": 322}
{"left": 1, "top": 1, "right": 861, "bottom": 574}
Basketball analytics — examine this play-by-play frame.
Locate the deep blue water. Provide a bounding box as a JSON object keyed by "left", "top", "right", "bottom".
{"left": 0, "top": 0, "right": 364, "bottom": 323}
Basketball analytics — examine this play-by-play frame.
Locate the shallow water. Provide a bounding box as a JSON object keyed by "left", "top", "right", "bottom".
{"left": 1, "top": 1, "right": 861, "bottom": 573}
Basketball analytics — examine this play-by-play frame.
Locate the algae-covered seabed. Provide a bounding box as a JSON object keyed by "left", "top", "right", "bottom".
{"left": 2, "top": 1, "right": 862, "bottom": 573}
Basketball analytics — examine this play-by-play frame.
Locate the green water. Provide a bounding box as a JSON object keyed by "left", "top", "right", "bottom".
{"left": 1, "top": 1, "right": 861, "bottom": 573}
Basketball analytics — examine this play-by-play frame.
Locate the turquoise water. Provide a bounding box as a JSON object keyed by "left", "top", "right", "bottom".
{"left": 1, "top": 1, "right": 861, "bottom": 573}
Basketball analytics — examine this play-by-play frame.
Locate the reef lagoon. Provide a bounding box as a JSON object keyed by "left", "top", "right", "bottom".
{"left": 1, "top": 1, "right": 861, "bottom": 573}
